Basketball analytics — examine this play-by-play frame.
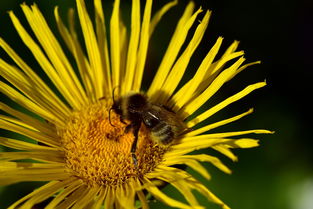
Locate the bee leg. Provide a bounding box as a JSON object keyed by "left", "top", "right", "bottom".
{"left": 120, "top": 118, "right": 127, "bottom": 124}
{"left": 130, "top": 122, "right": 141, "bottom": 168}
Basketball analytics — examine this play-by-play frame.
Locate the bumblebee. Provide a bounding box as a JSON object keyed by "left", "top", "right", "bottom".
{"left": 111, "top": 92, "right": 189, "bottom": 166}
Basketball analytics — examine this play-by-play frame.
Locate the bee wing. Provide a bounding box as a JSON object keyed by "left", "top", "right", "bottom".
{"left": 151, "top": 104, "right": 189, "bottom": 137}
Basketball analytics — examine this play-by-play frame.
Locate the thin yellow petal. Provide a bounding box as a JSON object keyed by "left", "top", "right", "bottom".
{"left": 118, "top": 19, "right": 128, "bottom": 89}
{"left": 187, "top": 81, "right": 267, "bottom": 125}
{"left": 7, "top": 181, "right": 60, "bottom": 209}
{"left": 191, "top": 50, "right": 245, "bottom": 99}
{"left": 151, "top": 171, "right": 200, "bottom": 207}
{"left": 165, "top": 154, "right": 231, "bottom": 174}
{"left": 137, "top": 190, "right": 150, "bottom": 209}
{"left": 187, "top": 178, "right": 230, "bottom": 209}
{"left": 76, "top": 0, "right": 104, "bottom": 99}
{"left": 0, "top": 117, "right": 59, "bottom": 147}
{"left": 0, "top": 164, "right": 70, "bottom": 186}
{"left": 8, "top": 11, "right": 80, "bottom": 109}
{"left": 223, "top": 40, "right": 240, "bottom": 56}
{"left": 170, "top": 137, "right": 258, "bottom": 157}
{"left": 132, "top": 0, "right": 153, "bottom": 91}
{"left": 28, "top": 180, "right": 82, "bottom": 209}
{"left": 147, "top": 2, "right": 196, "bottom": 97}
{"left": 169, "top": 37, "right": 223, "bottom": 110}
{"left": 228, "top": 60, "right": 261, "bottom": 82}
{"left": 0, "top": 38, "right": 71, "bottom": 117}
{"left": 122, "top": 0, "right": 140, "bottom": 94}
{"left": 0, "top": 102, "right": 57, "bottom": 136}
{"left": 104, "top": 188, "right": 115, "bottom": 209}
{"left": 0, "top": 82, "right": 63, "bottom": 127}
{"left": 143, "top": 178, "right": 198, "bottom": 209}
{"left": 72, "top": 186, "right": 101, "bottom": 209}
{"left": 90, "top": 188, "right": 107, "bottom": 209}
{"left": 54, "top": 7, "right": 94, "bottom": 101}
{"left": 163, "top": 157, "right": 211, "bottom": 180}
{"left": 116, "top": 180, "right": 136, "bottom": 209}
{"left": 0, "top": 137, "right": 56, "bottom": 151}
{"left": 212, "top": 145, "right": 238, "bottom": 161}
{"left": 158, "top": 10, "right": 211, "bottom": 104}
{"left": 181, "top": 57, "right": 245, "bottom": 116}
{"left": 0, "top": 60, "right": 67, "bottom": 124}
{"left": 45, "top": 179, "right": 84, "bottom": 209}
{"left": 202, "top": 129, "right": 273, "bottom": 138}
{"left": 54, "top": 185, "right": 89, "bottom": 209}
{"left": 149, "top": 0, "right": 178, "bottom": 36}
{"left": 21, "top": 4, "right": 87, "bottom": 107}
{"left": 0, "top": 151, "right": 64, "bottom": 164}
{"left": 187, "top": 108, "right": 254, "bottom": 136}
{"left": 94, "top": 0, "right": 112, "bottom": 97}
{"left": 110, "top": 0, "right": 121, "bottom": 89}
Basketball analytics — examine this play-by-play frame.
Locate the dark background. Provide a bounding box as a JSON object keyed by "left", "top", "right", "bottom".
{"left": 0, "top": 0, "right": 312, "bottom": 209}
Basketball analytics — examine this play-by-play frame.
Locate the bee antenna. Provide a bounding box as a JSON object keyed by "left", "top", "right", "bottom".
{"left": 109, "top": 86, "right": 119, "bottom": 127}
{"left": 108, "top": 107, "right": 116, "bottom": 127}
{"left": 112, "top": 86, "right": 120, "bottom": 102}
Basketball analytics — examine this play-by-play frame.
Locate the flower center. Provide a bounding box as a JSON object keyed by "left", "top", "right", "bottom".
{"left": 58, "top": 100, "right": 167, "bottom": 186}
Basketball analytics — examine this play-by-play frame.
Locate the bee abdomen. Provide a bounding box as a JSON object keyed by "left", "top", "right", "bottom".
{"left": 151, "top": 122, "right": 174, "bottom": 145}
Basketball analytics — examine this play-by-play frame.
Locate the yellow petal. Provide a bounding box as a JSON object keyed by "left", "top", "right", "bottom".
{"left": 0, "top": 38, "right": 71, "bottom": 118}
{"left": 116, "top": 180, "right": 136, "bottom": 209}
{"left": 72, "top": 186, "right": 101, "bottom": 209}
{"left": 0, "top": 137, "right": 56, "bottom": 151}
{"left": 94, "top": 0, "right": 112, "bottom": 97}
{"left": 147, "top": 2, "right": 196, "bottom": 97}
{"left": 137, "top": 190, "right": 150, "bottom": 209}
{"left": 21, "top": 4, "right": 87, "bottom": 107}
{"left": 188, "top": 178, "right": 230, "bottom": 209}
{"left": 163, "top": 157, "right": 211, "bottom": 180}
{"left": 187, "top": 108, "right": 254, "bottom": 136}
{"left": 54, "top": 7, "right": 95, "bottom": 101}
{"left": 212, "top": 145, "right": 238, "bottom": 161}
{"left": 76, "top": 0, "right": 104, "bottom": 99}
{"left": 165, "top": 154, "right": 231, "bottom": 174}
{"left": 158, "top": 10, "right": 211, "bottom": 104}
{"left": 122, "top": 0, "right": 140, "bottom": 95}
{"left": 143, "top": 178, "right": 198, "bottom": 209}
{"left": 169, "top": 37, "right": 223, "bottom": 111}
{"left": 151, "top": 171, "right": 200, "bottom": 207}
{"left": 0, "top": 151, "right": 64, "bottom": 164}
{"left": 0, "top": 102, "right": 58, "bottom": 136}
{"left": 149, "top": 0, "right": 178, "bottom": 36}
{"left": 1, "top": 165, "right": 71, "bottom": 186}
{"left": 8, "top": 11, "right": 80, "bottom": 109}
{"left": 133, "top": 0, "right": 153, "bottom": 91}
{"left": 0, "top": 81, "right": 63, "bottom": 125}
{"left": 7, "top": 180, "right": 69, "bottom": 209}
{"left": 90, "top": 187, "right": 107, "bottom": 209}
{"left": 50, "top": 184, "right": 89, "bottom": 209}
{"left": 110, "top": 0, "right": 121, "bottom": 89}
{"left": 45, "top": 179, "right": 84, "bottom": 209}
{"left": 181, "top": 57, "right": 245, "bottom": 116}
{"left": 0, "top": 116, "right": 59, "bottom": 147}
{"left": 192, "top": 129, "right": 273, "bottom": 139}
{"left": 187, "top": 81, "right": 267, "bottom": 125}
{"left": 104, "top": 188, "right": 115, "bottom": 209}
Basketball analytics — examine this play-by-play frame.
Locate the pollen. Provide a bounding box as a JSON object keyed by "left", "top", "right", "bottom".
{"left": 58, "top": 100, "right": 167, "bottom": 187}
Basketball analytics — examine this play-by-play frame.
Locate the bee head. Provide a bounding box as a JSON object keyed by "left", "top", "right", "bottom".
{"left": 127, "top": 93, "right": 148, "bottom": 114}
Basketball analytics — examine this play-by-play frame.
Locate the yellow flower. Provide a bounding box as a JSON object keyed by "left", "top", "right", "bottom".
{"left": 0, "top": 0, "right": 272, "bottom": 208}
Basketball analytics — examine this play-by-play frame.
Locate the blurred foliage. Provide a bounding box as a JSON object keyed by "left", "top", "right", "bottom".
{"left": 0, "top": 0, "right": 312, "bottom": 209}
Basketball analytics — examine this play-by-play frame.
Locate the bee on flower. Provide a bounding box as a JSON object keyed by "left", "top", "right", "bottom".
{"left": 0, "top": 0, "right": 272, "bottom": 208}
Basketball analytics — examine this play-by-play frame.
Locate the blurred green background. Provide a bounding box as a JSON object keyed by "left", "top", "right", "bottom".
{"left": 0, "top": 0, "right": 312, "bottom": 209}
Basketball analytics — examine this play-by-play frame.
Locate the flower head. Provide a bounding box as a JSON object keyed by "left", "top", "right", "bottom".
{"left": 0, "top": 0, "right": 272, "bottom": 208}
